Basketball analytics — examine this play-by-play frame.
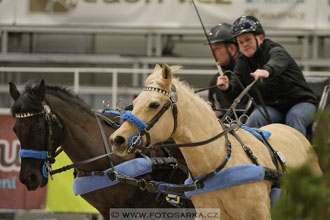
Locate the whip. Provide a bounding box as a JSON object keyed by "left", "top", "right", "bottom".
{"left": 191, "top": 0, "right": 224, "bottom": 76}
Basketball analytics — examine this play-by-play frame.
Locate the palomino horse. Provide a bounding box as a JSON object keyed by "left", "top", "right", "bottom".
{"left": 9, "top": 79, "right": 192, "bottom": 219}
{"left": 110, "top": 64, "right": 322, "bottom": 220}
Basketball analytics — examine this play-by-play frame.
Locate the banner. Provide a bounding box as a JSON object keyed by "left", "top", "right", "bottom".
{"left": 45, "top": 152, "right": 98, "bottom": 213}
{"left": 316, "top": 0, "right": 330, "bottom": 29}
{"left": 0, "top": 115, "right": 47, "bottom": 210}
{"left": 0, "top": 0, "right": 16, "bottom": 25}
{"left": 0, "top": 0, "right": 324, "bottom": 29}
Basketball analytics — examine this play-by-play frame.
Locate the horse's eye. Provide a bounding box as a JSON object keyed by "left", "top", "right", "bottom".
{"left": 149, "top": 102, "right": 160, "bottom": 109}
{"left": 13, "top": 126, "right": 17, "bottom": 133}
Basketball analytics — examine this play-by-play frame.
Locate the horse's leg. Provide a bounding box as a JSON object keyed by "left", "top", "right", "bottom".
{"left": 191, "top": 182, "right": 272, "bottom": 220}
{"left": 221, "top": 182, "right": 272, "bottom": 220}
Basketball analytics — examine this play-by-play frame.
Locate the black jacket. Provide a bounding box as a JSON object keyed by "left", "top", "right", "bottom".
{"left": 227, "top": 39, "right": 318, "bottom": 113}
{"left": 208, "top": 61, "right": 236, "bottom": 109}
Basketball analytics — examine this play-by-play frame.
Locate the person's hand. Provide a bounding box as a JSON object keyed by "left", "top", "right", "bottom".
{"left": 250, "top": 69, "right": 269, "bottom": 80}
{"left": 216, "top": 75, "right": 229, "bottom": 91}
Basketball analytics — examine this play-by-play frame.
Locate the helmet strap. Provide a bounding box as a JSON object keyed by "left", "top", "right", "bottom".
{"left": 225, "top": 43, "right": 238, "bottom": 64}
{"left": 254, "top": 35, "right": 260, "bottom": 52}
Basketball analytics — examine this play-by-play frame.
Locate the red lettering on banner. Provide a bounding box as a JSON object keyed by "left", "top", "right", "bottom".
{"left": 0, "top": 115, "right": 47, "bottom": 209}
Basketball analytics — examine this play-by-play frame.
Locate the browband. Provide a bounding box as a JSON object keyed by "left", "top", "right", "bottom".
{"left": 144, "top": 86, "right": 171, "bottom": 97}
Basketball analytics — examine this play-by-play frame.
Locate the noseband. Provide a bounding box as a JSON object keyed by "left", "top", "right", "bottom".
{"left": 123, "top": 85, "right": 178, "bottom": 153}
{"left": 16, "top": 101, "right": 63, "bottom": 179}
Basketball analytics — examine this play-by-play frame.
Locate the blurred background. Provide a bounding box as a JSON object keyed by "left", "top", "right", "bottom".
{"left": 0, "top": 0, "right": 329, "bottom": 219}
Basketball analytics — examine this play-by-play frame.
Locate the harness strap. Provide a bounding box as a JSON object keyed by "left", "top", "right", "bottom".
{"left": 255, "top": 130, "right": 286, "bottom": 173}
{"left": 95, "top": 112, "right": 120, "bottom": 129}
{"left": 194, "top": 138, "right": 232, "bottom": 188}
{"left": 170, "top": 85, "right": 178, "bottom": 135}
{"left": 110, "top": 164, "right": 281, "bottom": 195}
{"left": 50, "top": 152, "right": 114, "bottom": 176}
{"left": 255, "top": 88, "right": 272, "bottom": 124}
{"left": 221, "top": 78, "right": 258, "bottom": 123}
{"left": 230, "top": 130, "right": 260, "bottom": 165}
{"left": 145, "top": 100, "right": 172, "bottom": 133}
{"left": 148, "top": 122, "right": 240, "bottom": 150}
{"left": 264, "top": 167, "right": 283, "bottom": 187}
{"left": 95, "top": 112, "right": 115, "bottom": 169}
{"left": 140, "top": 100, "right": 173, "bottom": 148}
{"left": 230, "top": 127, "right": 284, "bottom": 187}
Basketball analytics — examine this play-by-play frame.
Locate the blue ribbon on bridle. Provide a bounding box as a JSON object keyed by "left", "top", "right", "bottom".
{"left": 19, "top": 149, "right": 48, "bottom": 160}
{"left": 121, "top": 111, "right": 147, "bottom": 151}
{"left": 122, "top": 111, "right": 146, "bottom": 132}
{"left": 19, "top": 149, "right": 49, "bottom": 179}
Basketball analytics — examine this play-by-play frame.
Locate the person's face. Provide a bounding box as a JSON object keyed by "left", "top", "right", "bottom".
{"left": 236, "top": 33, "right": 259, "bottom": 57}
{"left": 211, "top": 42, "right": 231, "bottom": 66}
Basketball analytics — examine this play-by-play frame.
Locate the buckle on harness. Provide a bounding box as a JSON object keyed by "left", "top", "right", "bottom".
{"left": 275, "top": 151, "right": 286, "bottom": 164}
{"left": 128, "top": 134, "right": 142, "bottom": 153}
{"left": 166, "top": 194, "right": 181, "bottom": 207}
{"left": 108, "top": 171, "right": 118, "bottom": 181}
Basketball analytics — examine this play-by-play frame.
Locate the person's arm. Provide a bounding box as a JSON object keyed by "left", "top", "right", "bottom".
{"left": 262, "top": 47, "right": 291, "bottom": 78}
{"left": 216, "top": 75, "right": 229, "bottom": 90}
{"left": 223, "top": 61, "right": 245, "bottom": 98}
{"left": 208, "top": 74, "right": 217, "bottom": 106}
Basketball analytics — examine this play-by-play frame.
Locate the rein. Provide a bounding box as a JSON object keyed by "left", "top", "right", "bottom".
{"left": 221, "top": 78, "right": 257, "bottom": 123}
{"left": 50, "top": 112, "right": 121, "bottom": 177}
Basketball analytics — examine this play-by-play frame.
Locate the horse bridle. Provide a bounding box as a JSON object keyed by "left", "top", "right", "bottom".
{"left": 123, "top": 85, "right": 178, "bottom": 153}
{"left": 16, "top": 101, "right": 63, "bottom": 179}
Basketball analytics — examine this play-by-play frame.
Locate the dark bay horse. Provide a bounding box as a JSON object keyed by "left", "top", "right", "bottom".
{"left": 9, "top": 79, "right": 192, "bottom": 219}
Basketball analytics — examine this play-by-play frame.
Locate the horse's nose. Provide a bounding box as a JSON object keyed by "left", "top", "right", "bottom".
{"left": 110, "top": 135, "right": 126, "bottom": 146}
{"left": 19, "top": 172, "right": 40, "bottom": 190}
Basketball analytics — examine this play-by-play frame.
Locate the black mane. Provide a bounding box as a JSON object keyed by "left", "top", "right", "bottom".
{"left": 11, "top": 83, "right": 92, "bottom": 116}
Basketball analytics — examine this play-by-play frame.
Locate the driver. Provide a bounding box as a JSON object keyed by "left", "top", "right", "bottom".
{"left": 217, "top": 15, "right": 318, "bottom": 136}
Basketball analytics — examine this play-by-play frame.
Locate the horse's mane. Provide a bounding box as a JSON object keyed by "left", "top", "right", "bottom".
{"left": 145, "top": 65, "right": 215, "bottom": 118}
{"left": 46, "top": 85, "right": 92, "bottom": 114}
{"left": 173, "top": 77, "right": 216, "bottom": 117}
{"left": 11, "top": 83, "right": 92, "bottom": 116}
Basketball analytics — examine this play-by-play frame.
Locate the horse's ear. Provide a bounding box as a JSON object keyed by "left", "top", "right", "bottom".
{"left": 154, "top": 64, "right": 161, "bottom": 72}
{"left": 161, "top": 63, "right": 173, "bottom": 80}
{"left": 170, "top": 65, "right": 182, "bottom": 73}
{"left": 38, "top": 79, "right": 46, "bottom": 100}
{"left": 9, "top": 82, "right": 20, "bottom": 101}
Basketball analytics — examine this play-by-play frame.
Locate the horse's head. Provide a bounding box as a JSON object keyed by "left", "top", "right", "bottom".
{"left": 9, "top": 79, "right": 64, "bottom": 190}
{"left": 110, "top": 64, "right": 181, "bottom": 158}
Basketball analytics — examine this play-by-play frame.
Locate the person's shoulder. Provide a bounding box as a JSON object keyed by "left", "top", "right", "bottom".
{"left": 236, "top": 53, "right": 248, "bottom": 64}
{"left": 236, "top": 52, "right": 246, "bottom": 60}
{"left": 262, "top": 39, "right": 288, "bottom": 56}
{"left": 264, "top": 39, "right": 284, "bottom": 49}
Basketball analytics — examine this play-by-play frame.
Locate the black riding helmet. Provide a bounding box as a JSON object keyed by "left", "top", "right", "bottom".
{"left": 232, "top": 15, "right": 265, "bottom": 38}
{"left": 208, "top": 23, "right": 235, "bottom": 44}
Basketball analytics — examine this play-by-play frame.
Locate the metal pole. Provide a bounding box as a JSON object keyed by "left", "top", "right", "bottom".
{"left": 112, "top": 70, "right": 118, "bottom": 109}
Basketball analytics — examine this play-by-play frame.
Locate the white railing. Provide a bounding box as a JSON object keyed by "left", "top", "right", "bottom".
{"left": 0, "top": 67, "right": 329, "bottom": 115}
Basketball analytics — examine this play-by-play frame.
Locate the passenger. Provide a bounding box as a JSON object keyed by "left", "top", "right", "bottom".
{"left": 217, "top": 15, "right": 318, "bottom": 136}
{"left": 207, "top": 23, "right": 248, "bottom": 117}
